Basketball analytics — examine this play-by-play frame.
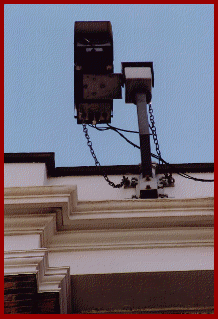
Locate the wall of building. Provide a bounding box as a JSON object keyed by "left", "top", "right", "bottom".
{"left": 4, "top": 163, "right": 47, "bottom": 188}
{"left": 4, "top": 157, "right": 214, "bottom": 313}
{"left": 4, "top": 162, "right": 214, "bottom": 201}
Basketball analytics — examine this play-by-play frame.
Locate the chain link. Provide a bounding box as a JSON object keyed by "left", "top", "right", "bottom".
{"left": 82, "top": 123, "right": 126, "bottom": 188}
{"left": 148, "top": 103, "right": 163, "bottom": 165}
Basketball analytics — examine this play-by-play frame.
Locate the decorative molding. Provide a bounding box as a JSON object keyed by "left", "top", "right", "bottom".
{"left": 4, "top": 217, "right": 214, "bottom": 255}
{"left": 4, "top": 185, "right": 214, "bottom": 272}
{"left": 4, "top": 185, "right": 214, "bottom": 277}
{"left": 4, "top": 249, "right": 71, "bottom": 314}
{"left": 4, "top": 186, "right": 214, "bottom": 231}
{"left": 76, "top": 197, "right": 214, "bottom": 212}
{"left": 47, "top": 227, "right": 214, "bottom": 253}
{"left": 4, "top": 186, "right": 77, "bottom": 230}
{"left": 69, "top": 197, "right": 214, "bottom": 230}
{"left": 4, "top": 174, "right": 214, "bottom": 312}
{"left": 4, "top": 214, "right": 57, "bottom": 247}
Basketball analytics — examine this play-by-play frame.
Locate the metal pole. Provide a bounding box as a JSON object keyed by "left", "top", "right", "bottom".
{"left": 135, "top": 93, "right": 152, "bottom": 178}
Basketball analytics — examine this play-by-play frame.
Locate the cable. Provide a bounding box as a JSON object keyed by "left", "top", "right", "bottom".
{"left": 88, "top": 123, "right": 141, "bottom": 133}
{"left": 107, "top": 125, "right": 141, "bottom": 149}
{"left": 159, "top": 157, "right": 214, "bottom": 182}
{"left": 88, "top": 124, "right": 214, "bottom": 183}
{"left": 107, "top": 123, "right": 140, "bottom": 134}
{"left": 88, "top": 124, "right": 110, "bottom": 131}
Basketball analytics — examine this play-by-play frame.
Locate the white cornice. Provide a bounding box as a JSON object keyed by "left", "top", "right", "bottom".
{"left": 4, "top": 185, "right": 214, "bottom": 231}
{"left": 4, "top": 185, "right": 77, "bottom": 230}
{"left": 68, "top": 197, "right": 214, "bottom": 230}
{"left": 4, "top": 185, "right": 214, "bottom": 276}
{"left": 76, "top": 197, "right": 214, "bottom": 212}
{"left": 4, "top": 214, "right": 57, "bottom": 247}
{"left": 47, "top": 227, "right": 214, "bottom": 253}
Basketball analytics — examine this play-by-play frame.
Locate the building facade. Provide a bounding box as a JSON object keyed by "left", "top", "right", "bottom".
{"left": 4, "top": 152, "right": 214, "bottom": 314}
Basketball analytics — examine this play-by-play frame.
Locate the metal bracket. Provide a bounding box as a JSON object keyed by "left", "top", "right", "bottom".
{"left": 123, "top": 177, "right": 138, "bottom": 189}
{"left": 158, "top": 173, "right": 175, "bottom": 188}
{"left": 135, "top": 165, "right": 158, "bottom": 199}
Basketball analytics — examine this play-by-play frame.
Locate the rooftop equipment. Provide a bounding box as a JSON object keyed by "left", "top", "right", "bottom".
{"left": 74, "top": 21, "right": 157, "bottom": 198}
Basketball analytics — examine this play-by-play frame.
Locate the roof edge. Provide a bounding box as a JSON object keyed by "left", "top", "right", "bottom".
{"left": 4, "top": 152, "right": 214, "bottom": 177}
{"left": 4, "top": 152, "right": 55, "bottom": 176}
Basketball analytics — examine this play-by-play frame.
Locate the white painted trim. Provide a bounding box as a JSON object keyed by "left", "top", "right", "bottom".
{"left": 47, "top": 227, "right": 213, "bottom": 252}
{"left": 4, "top": 233, "right": 41, "bottom": 251}
{"left": 48, "top": 246, "right": 214, "bottom": 275}
{"left": 4, "top": 185, "right": 214, "bottom": 276}
{"left": 76, "top": 197, "right": 214, "bottom": 211}
{"left": 4, "top": 186, "right": 77, "bottom": 230}
{"left": 4, "top": 214, "right": 57, "bottom": 247}
{"left": 4, "top": 248, "right": 71, "bottom": 314}
{"left": 4, "top": 186, "right": 214, "bottom": 231}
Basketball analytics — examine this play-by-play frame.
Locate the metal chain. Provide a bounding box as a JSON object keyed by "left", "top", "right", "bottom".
{"left": 82, "top": 123, "right": 126, "bottom": 188}
{"left": 148, "top": 103, "right": 162, "bottom": 164}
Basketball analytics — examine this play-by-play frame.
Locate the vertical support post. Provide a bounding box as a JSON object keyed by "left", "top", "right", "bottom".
{"left": 135, "top": 93, "right": 152, "bottom": 178}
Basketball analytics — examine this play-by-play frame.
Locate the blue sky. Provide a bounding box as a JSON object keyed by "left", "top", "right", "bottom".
{"left": 4, "top": 4, "right": 214, "bottom": 167}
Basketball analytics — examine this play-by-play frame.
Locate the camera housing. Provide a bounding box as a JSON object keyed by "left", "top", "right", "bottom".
{"left": 74, "top": 21, "right": 122, "bottom": 124}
